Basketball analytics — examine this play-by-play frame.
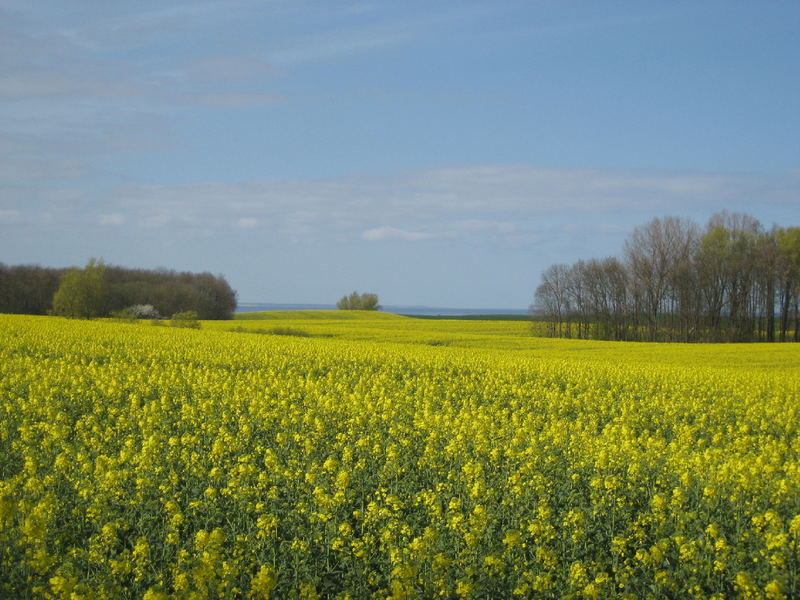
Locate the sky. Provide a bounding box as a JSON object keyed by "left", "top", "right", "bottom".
{"left": 1, "top": 1, "right": 798, "bottom": 309}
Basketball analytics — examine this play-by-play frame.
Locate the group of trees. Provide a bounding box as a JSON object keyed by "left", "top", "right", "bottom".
{"left": 337, "top": 291, "right": 381, "bottom": 311}
{"left": 0, "top": 264, "right": 62, "bottom": 315}
{"left": 52, "top": 258, "right": 108, "bottom": 319}
{"left": 102, "top": 263, "right": 237, "bottom": 319}
{"left": 1, "top": 259, "right": 237, "bottom": 320}
{"left": 533, "top": 212, "right": 800, "bottom": 342}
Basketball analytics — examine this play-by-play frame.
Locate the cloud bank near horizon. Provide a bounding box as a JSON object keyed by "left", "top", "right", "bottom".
{"left": 6, "top": 165, "right": 797, "bottom": 243}
{"left": 3, "top": 163, "right": 797, "bottom": 308}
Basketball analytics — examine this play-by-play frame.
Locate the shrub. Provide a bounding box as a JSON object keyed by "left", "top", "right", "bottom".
{"left": 111, "top": 304, "right": 162, "bottom": 323}
{"left": 170, "top": 310, "right": 200, "bottom": 329}
{"left": 110, "top": 308, "right": 137, "bottom": 322}
{"left": 337, "top": 291, "right": 381, "bottom": 311}
{"left": 229, "top": 326, "right": 311, "bottom": 337}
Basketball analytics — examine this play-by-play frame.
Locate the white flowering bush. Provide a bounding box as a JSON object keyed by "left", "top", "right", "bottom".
{"left": 128, "top": 304, "right": 162, "bottom": 319}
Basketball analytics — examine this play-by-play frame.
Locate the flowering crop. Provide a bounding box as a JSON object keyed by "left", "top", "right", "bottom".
{"left": 1, "top": 314, "right": 799, "bottom": 599}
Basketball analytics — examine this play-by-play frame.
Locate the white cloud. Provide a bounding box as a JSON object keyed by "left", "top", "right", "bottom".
{"left": 192, "top": 92, "right": 283, "bottom": 108}
{"left": 8, "top": 164, "right": 795, "bottom": 247}
{"left": 362, "top": 226, "right": 439, "bottom": 242}
{"left": 55, "top": 2, "right": 265, "bottom": 50}
{"left": 451, "top": 219, "right": 516, "bottom": 234}
{"left": 98, "top": 213, "right": 126, "bottom": 226}
{"left": 237, "top": 217, "right": 259, "bottom": 228}
{"left": 182, "top": 56, "right": 277, "bottom": 83}
{"left": 270, "top": 31, "right": 409, "bottom": 67}
{"left": 0, "top": 209, "right": 21, "bottom": 222}
{"left": 361, "top": 220, "right": 517, "bottom": 243}
{"left": 0, "top": 156, "right": 89, "bottom": 182}
{"left": 143, "top": 214, "right": 170, "bottom": 228}
{"left": 266, "top": 3, "right": 500, "bottom": 67}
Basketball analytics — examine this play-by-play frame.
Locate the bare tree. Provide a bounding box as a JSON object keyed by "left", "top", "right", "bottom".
{"left": 696, "top": 212, "right": 762, "bottom": 341}
{"left": 775, "top": 227, "right": 800, "bottom": 341}
{"left": 533, "top": 264, "right": 572, "bottom": 337}
{"left": 755, "top": 229, "right": 780, "bottom": 342}
{"left": 532, "top": 212, "right": 796, "bottom": 343}
{"left": 624, "top": 217, "right": 698, "bottom": 341}
{"left": 598, "top": 256, "right": 630, "bottom": 340}
{"left": 566, "top": 261, "right": 590, "bottom": 338}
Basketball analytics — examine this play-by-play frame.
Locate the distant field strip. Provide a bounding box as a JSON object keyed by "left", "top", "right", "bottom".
{"left": 1, "top": 313, "right": 799, "bottom": 598}
{"left": 218, "top": 311, "right": 800, "bottom": 371}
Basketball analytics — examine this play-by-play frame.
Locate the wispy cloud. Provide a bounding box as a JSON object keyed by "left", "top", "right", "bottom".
{"left": 98, "top": 213, "right": 126, "bottom": 226}
{"left": 0, "top": 209, "right": 21, "bottom": 222}
{"left": 0, "top": 3, "right": 286, "bottom": 177}
{"left": 450, "top": 219, "right": 516, "bottom": 234}
{"left": 268, "top": 23, "right": 415, "bottom": 67}
{"left": 361, "top": 220, "right": 516, "bottom": 243}
{"left": 0, "top": 156, "right": 89, "bottom": 182}
{"left": 265, "top": 3, "right": 499, "bottom": 67}
{"left": 41, "top": 165, "right": 793, "bottom": 248}
{"left": 180, "top": 57, "right": 277, "bottom": 83}
{"left": 191, "top": 91, "right": 284, "bottom": 108}
{"left": 55, "top": 1, "right": 267, "bottom": 50}
{"left": 143, "top": 214, "right": 171, "bottom": 228}
{"left": 362, "top": 226, "right": 440, "bottom": 242}
{"left": 237, "top": 217, "right": 259, "bottom": 229}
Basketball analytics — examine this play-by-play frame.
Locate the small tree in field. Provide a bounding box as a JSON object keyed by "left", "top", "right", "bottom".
{"left": 52, "top": 258, "right": 107, "bottom": 318}
{"left": 337, "top": 291, "right": 381, "bottom": 311}
{"left": 171, "top": 310, "right": 200, "bottom": 329}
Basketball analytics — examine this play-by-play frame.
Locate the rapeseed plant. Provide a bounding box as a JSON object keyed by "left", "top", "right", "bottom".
{"left": 0, "top": 314, "right": 798, "bottom": 598}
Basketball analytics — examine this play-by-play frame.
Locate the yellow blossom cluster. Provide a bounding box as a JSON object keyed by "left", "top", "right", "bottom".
{"left": 0, "top": 313, "right": 798, "bottom": 598}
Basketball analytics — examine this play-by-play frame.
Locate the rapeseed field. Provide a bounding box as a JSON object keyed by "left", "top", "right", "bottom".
{"left": 1, "top": 313, "right": 798, "bottom": 599}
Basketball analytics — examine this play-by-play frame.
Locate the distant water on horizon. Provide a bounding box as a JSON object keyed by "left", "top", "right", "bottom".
{"left": 236, "top": 302, "right": 529, "bottom": 317}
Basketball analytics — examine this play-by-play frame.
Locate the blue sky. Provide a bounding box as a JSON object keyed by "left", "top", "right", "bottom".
{"left": 1, "top": 1, "right": 798, "bottom": 309}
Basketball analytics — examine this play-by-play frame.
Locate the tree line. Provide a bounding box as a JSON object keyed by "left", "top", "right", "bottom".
{"left": 0, "top": 259, "right": 237, "bottom": 319}
{"left": 533, "top": 212, "right": 800, "bottom": 342}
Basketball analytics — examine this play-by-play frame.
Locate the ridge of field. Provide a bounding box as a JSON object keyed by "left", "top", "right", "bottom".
{"left": 233, "top": 310, "right": 404, "bottom": 321}
{"left": 403, "top": 313, "right": 530, "bottom": 321}
{"left": 2, "top": 314, "right": 799, "bottom": 598}
{"left": 234, "top": 310, "right": 528, "bottom": 321}
{"left": 212, "top": 310, "right": 800, "bottom": 372}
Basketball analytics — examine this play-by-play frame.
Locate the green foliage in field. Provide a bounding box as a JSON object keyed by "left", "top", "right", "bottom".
{"left": 51, "top": 258, "right": 106, "bottom": 319}
{"left": 228, "top": 326, "right": 313, "bottom": 338}
{"left": 337, "top": 292, "right": 381, "bottom": 311}
{"left": 1, "top": 313, "right": 799, "bottom": 598}
{"left": 171, "top": 311, "right": 201, "bottom": 329}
